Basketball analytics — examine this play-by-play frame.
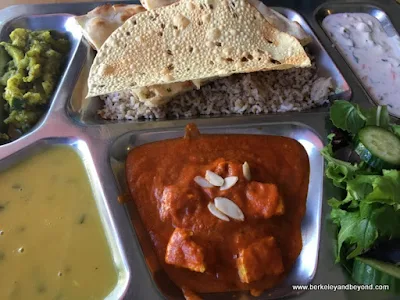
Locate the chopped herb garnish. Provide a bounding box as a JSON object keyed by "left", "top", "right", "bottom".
{"left": 36, "top": 283, "right": 47, "bottom": 294}
{"left": 66, "top": 178, "right": 78, "bottom": 185}
{"left": 166, "top": 88, "right": 172, "bottom": 93}
{"left": 11, "top": 183, "right": 21, "bottom": 190}
{"left": 78, "top": 214, "right": 86, "bottom": 224}
{"left": 0, "top": 201, "right": 9, "bottom": 212}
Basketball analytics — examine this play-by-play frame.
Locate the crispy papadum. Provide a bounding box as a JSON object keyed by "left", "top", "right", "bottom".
{"left": 141, "top": 0, "right": 312, "bottom": 45}
{"left": 87, "top": 0, "right": 311, "bottom": 98}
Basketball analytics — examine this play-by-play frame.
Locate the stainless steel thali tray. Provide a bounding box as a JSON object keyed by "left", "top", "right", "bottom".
{"left": 0, "top": 0, "right": 399, "bottom": 299}
{"left": 110, "top": 122, "right": 324, "bottom": 300}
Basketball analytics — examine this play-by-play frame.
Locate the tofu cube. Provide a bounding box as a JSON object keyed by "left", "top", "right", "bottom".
{"left": 159, "top": 185, "right": 201, "bottom": 224}
{"left": 165, "top": 228, "right": 206, "bottom": 273}
{"left": 245, "top": 182, "right": 284, "bottom": 218}
{"left": 237, "top": 236, "right": 284, "bottom": 283}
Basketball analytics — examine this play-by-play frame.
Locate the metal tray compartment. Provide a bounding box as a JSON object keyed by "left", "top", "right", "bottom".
{"left": 315, "top": 3, "right": 400, "bottom": 117}
{"left": 0, "top": 14, "right": 83, "bottom": 144}
{"left": 66, "top": 7, "right": 351, "bottom": 126}
{"left": 0, "top": 138, "right": 130, "bottom": 299}
{"left": 109, "top": 122, "right": 324, "bottom": 299}
{"left": 1, "top": 1, "right": 399, "bottom": 299}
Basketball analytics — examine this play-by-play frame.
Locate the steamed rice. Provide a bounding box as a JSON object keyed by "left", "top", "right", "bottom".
{"left": 98, "top": 56, "right": 332, "bottom": 120}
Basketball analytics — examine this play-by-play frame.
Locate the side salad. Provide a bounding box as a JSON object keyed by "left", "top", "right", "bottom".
{"left": 322, "top": 100, "right": 400, "bottom": 292}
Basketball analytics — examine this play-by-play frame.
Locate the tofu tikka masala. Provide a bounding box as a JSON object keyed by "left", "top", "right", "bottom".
{"left": 125, "top": 124, "right": 310, "bottom": 297}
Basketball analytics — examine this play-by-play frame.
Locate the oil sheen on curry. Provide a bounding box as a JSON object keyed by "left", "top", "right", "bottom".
{"left": 126, "top": 124, "right": 310, "bottom": 296}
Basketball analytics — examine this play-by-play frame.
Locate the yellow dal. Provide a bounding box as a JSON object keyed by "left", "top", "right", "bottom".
{"left": 0, "top": 146, "right": 117, "bottom": 299}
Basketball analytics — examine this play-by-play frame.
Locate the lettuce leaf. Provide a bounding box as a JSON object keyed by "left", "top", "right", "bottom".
{"left": 347, "top": 175, "right": 378, "bottom": 201}
{"left": 332, "top": 203, "right": 378, "bottom": 261}
{"left": 324, "top": 100, "right": 400, "bottom": 283}
{"left": 320, "top": 133, "right": 366, "bottom": 189}
{"left": 332, "top": 201, "right": 400, "bottom": 262}
{"left": 365, "top": 170, "right": 400, "bottom": 208}
{"left": 369, "top": 203, "right": 400, "bottom": 239}
{"left": 328, "top": 170, "right": 400, "bottom": 262}
{"left": 329, "top": 101, "right": 391, "bottom": 135}
{"left": 330, "top": 101, "right": 366, "bottom": 135}
{"left": 321, "top": 143, "right": 375, "bottom": 189}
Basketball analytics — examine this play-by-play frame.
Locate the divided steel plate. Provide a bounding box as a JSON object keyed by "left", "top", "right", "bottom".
{"left": 0, "top": 1, "right": 399, "bottom": 299}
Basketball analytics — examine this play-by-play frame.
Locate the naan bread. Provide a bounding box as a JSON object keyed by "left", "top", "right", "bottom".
{"left": 87, "top": 0, "right": 310, "bottom": 98}
{"left": 247, "top": 0, "right": 312, "bottom": 46}
{"left": 74, "top": 4, "right": 146, "bottom": 50}
{"left": 134, "top": 81, "right": 197, "bottom": 106}
{"left": 140, "top": 0, "right": 178, "bottom": 10}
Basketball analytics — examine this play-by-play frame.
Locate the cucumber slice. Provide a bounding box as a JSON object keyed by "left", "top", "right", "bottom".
{"left": 355, "top": 126, "right": 400, "bottom": 170}
{"left": 352, "top": 257, "right": 400, "bottom": 293}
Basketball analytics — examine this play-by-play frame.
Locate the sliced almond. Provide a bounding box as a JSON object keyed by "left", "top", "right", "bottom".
{"left": 208, "top": 202, "right": 230, "bottom": 222}
{"left": 214, "top": 197, "right": 245, "bottom": 221}
{"left": 205, "top": 170, "right": 224, "bottom": 187}
{"left": 220, "top": 176, "right": 239, "bottom": 191}
{"left": 242, "top": 161, "right": 251, "bottom": 181}
{"left": 194, "top": 176, "right": 214, "bottom": 188}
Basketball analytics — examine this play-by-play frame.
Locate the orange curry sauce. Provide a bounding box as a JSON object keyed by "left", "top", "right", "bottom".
{"left": 126, "top": 124, "right": 310, "bottom": 296}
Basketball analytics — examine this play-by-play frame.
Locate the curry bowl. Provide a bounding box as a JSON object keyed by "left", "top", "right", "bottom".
{"left": 109, "top": 121, "right": 324, "bottom": 299}
{"left": 0, "top": 137, "right": 130, "bottom": 299}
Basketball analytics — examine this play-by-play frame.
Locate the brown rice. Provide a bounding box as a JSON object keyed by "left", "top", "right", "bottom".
{"left": 98, "top": 56, "right": 332, "bottom": 120}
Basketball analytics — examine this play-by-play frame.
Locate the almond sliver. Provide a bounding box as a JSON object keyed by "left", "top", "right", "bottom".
{"left": 208, "top": 203, "right": 230, "bottom": 222}
{"left": 194, "top": 176, "right": 214, "bottom": 188}
{"left": 205, "top": 170, "right": 224, "bottom": 187}
{"left": 242, "top": 162, "right": 251, "bottom": 181}
{"left": 214, "top": 197, "right": 245, "bottom": 221}
{"left": 220, "top": 176, "right": 238, "bottom": 191}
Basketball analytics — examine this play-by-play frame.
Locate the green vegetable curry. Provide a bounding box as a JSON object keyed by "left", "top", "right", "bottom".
{"left": 0, "top": 28, "right": 69, "bottom": 145}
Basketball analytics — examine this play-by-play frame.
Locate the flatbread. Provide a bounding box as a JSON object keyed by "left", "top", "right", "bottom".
{"left": 134, "top": 81, "right": 197, "bottom": 106}
{"left": 87, "top": 0, "right": 310, "bottom": 98}
{"left": 247, "top": 0, "right": 312, "bottom": 46}
{"left": 142, "top": 0, "right": 312, "bottom": 45}
{"left": 140, "top": 0, "right": 178, "bottom": 10}
{"left": 76, "top": 0, "right": 311, "bottom": 106}
{"left": 74, "top": 4, "right": 146, "bottom": 51}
